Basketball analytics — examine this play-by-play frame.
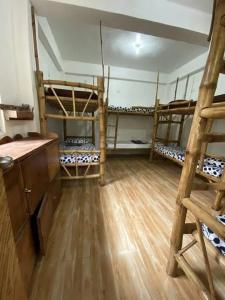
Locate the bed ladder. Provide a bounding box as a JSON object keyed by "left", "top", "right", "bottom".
{"left": 167, "top": 1, "right": 225, "bottom": 298}
{"left": 107, "top": 113, "right": 119, "bottom": 149}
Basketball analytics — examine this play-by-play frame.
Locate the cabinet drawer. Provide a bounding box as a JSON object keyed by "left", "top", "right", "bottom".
{"left": 16, "top": 221, "right": 37, "bottom": 295}
{"left": 46, "top": 140, "right": 60, "bottom": 182}
{"left": 4, "top": 164, "right": 28, "bottom": 237}
{"left": 22, "top": 150, "right": 49, "bottom": 214}
{"left": 37, "top": 175, "right": 61, "bottom": 255}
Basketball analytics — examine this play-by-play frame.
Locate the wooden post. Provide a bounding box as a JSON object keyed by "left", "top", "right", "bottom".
{"left": 92, "top": 112, "right": 95, "bottom": 145}
{"left": 105, "top": 66, "right": 110, "bottom": 137}
{"left": 213, "top": 168, "right": 225, "bottom": 210}
{"left": 165, "top": 114, "right": 172, "bottom": 146}
{"left": 99, "top": 21, "right": 105, "bottom": 79}
{"left": 63, "top": 119, "right": 67, "bottom": 140}
{"left": 31, "top": 6, "right": 39, "bottom": 72}
{"left": 198, "top": 119, "right": 213, "bottom": 170}
{"left": 36, "top": 71, "right": 47, "bottom": 135}
{"left": 150, "top": 72, "right": 160, "bottom": 160}
{"left": 177, "top": 115, "right": 185, "bottom": 146}
{"left": 174, "top": 77, "right": 179, "bottom": 101}
{"left": 114, "top": 113, "right": 119, "bottom": 149}
{"left": 167, "top": 1, "right": 225, "bottom": 276}
{"left": 97, "top": 77, "right": 105, "bottom": 185}
{"left": 183, "top": 75, "right": 190, "bottom": 100}
{"left": 150, "top": 99, "right": 160, "bottom": 160}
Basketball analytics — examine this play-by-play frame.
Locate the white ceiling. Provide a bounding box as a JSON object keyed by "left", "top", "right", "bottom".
{"left": 168, "top": 0, "right": 213, "bottom": 13}
{"left": 48, "top": 20, "right": 207, "bottom": 73}
{"left": 34, "top": 0, "right": 210, "bottom": 73}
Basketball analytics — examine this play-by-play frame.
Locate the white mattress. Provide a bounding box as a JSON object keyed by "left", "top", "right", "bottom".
{"left": 107, "top": 141, "right": 151, "bottom": 149}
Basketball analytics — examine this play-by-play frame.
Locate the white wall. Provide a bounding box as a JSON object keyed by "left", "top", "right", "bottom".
{"left": 63, "top": 62, "right": 168, "bottom": 142}
{"left": 0, "top": 0, "right": 40, "bottom": 137}
{"left": 166, "top": 51, "right": 225, "bottom": 156}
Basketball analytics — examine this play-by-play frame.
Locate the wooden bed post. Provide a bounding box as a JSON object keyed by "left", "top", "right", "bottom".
{"left": 150, "top": 72, "right": 160, "bottom": 160}
{"left": 98, "top": 76, "right": 105, "bottom": 185}
{"left": 199, "top": 119, "right": 213, "bottom": 170}
{"left": 31, "top": 6, "right": 39, "bottom": 72}
{"left": 92, "top": 112, "right": 95, "bottom": 145}
{"left": 165, "top": 114, "right": 172, "bottom": 146}
{"left": 36, "top": 71, "right": 47, "bottom": 135}
{"left": 63, "top": 119, "right": 67, "bottom": 140}
{"left": 150, "top": 99, "right": 159, "bottom": 160}
{"left": 167, "top": 0, "right": 225, "bottom": 277}
{"left": 105, "top": 66, "right": 110, "bottom": 138}
{"left": 177, "top": 115, "right": 185, "bottom": 146}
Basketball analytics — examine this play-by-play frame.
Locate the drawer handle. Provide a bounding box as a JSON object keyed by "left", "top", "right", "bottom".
{"left": 24, "top": 188, "right": 32, "bottom": 193}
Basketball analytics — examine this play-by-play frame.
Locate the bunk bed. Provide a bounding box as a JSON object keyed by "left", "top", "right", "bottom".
{"left": 36, "top": 72, "right": 106, "bottom": 183}
{"left": 167, "top": 1, "right": 225, "bottom": 298}
{"left": 106, "top": 105, "right": 154, "bottom": 152}
{"left": 150, "top": 95, "right": 225, "bottom": 210}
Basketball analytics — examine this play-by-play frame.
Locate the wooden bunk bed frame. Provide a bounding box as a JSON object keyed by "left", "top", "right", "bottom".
{"left": 105, "top": 68, "right": 155, "bottom": 151}
{"left": 150, "top": 80, "right": 225, "bottom": 211}
{"left": 36, "top": 71, "right": 106, "bottom": 183}
{"left": 167, "top": 1, "right": 225, "bottom": 298}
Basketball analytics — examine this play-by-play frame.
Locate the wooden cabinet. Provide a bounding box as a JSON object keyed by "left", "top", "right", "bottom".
{"left": 0, "top": 137, "right": 61, "bottom": 297}
{"left": 16, "top": 221, "right": 37, "bottom": 294}
{"left": 0, "top": 169, "right": 27, "bottom": 300}
{"left": 21, "top": 149, "right": 49, "bottom": 214}
{"left": 4, "top": 164, "right": 28, "bottom": 238}
{"left": 37, "top": 175, "right": 62, "bottom": 255}
{"left": 46, "top": 140, "right": 60, "bottom": 182}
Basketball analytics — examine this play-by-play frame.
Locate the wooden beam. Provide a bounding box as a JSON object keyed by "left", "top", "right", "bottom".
{"left": 43, "top": 79, "right": 98, "bottom": 91}
{"left": 202, "top": 132, "right": 225, "bottom": 142}
{"left": 175, "top": 255, "right": 211, "bottom": 300}
{"left": 200, "top": 105, "right": 225, "bottom": 119}
{"left": 182, "top": 198, "right": 225, "bottom": 240}
{"left": 45, "top": 114, "right": 97, "bottom": 121}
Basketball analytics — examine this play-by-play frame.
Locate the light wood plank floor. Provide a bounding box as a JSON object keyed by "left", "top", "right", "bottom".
{"left": 31, "top": 157, "right": 225, "bottom": 300}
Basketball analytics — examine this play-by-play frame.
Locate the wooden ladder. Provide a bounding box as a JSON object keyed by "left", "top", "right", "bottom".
{"left": 167, "top": 0, "right": 225, "bottom": 298}
{"left": 107, "top": 113, "right": 119, "bottom": 149}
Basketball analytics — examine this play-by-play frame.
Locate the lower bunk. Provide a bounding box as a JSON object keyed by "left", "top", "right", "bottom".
{"left": 60, "top": 137, "right": 101, "bottom": 180}
{"left": 153, "top": 143, "right": 225, "bottom": 180}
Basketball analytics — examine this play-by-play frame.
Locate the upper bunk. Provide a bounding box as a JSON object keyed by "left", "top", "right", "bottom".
{"left": 156, "top": 94, "right": 225, "bottom": 116}
{"left": 45, "top": 87, "right": 98, "bottom": 114}
{"left": 107, "top": 105, "right": 154, "bottom": 116}
{"left": 36, "top": 72, "right": 104, "bottom": 122}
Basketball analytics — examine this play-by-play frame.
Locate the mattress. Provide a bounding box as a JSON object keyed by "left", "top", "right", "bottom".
{"left": 154, "top": 143, "right": 225, "bottom": 178}
{"left": 60, "top": 138, "right": 99, "bottom": 164}
{"left": 202, "top": 215, "right": 225, "bottom": 256}
{"left": 107, "top": 140, "right": 151, "bottom": 149}
{"left": 108, "top": 105, "right": 153, "bottom": 114}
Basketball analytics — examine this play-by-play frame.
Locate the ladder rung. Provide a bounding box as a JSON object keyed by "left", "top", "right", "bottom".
{"left": 158, "top": 120, "right": 181, "bottom": 124}
{"left": 192, "top": 182, "right": 225, "bottom": 191}
{"left": 200, "top": 106, "right": 225, "bottom": 119}
{"left": 202, "top": 133, "right": 225, "bottom": 143}
{"left": 107, "top": 136, "right": 115, "bottom": 139}
{"left": 155, "top": 137, "right": 179, "bottom": 144}
{"left": 107, "top": 125, "right": 116, "bottom": 127}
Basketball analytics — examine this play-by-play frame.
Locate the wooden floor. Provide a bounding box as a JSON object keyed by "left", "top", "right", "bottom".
{"left": 31, "top": 157, "right": 225, "bottom": 300}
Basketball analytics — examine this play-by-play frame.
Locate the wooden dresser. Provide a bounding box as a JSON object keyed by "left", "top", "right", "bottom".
{"left": 0, "top": 137, "right": 61, "bottom": 296}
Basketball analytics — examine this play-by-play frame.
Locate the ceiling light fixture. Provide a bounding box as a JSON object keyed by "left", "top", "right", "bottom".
{"left": 133, "top": 33, "right": 143, "bottom": 55}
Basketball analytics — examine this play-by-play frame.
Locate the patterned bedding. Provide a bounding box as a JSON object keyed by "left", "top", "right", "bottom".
{"left": 108, "top": 105, "right": 153, "bottom": 114}
{"left": 202, "top": 215, "right": 225, "bottom": 256}
{"left": 60, "top": 138, "right": 99, "bottom": 164}
{"left": 154, "top": 143, "right": 225, "bottom": 178}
